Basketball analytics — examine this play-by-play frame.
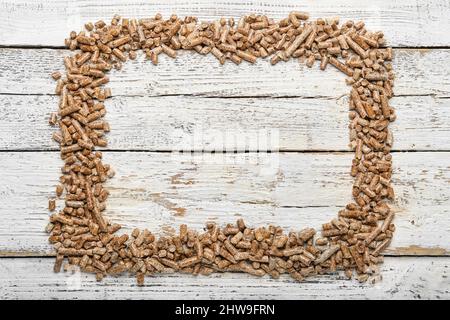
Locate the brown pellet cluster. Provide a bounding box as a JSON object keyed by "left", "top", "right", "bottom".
{"left": 48, "top": 12, "right": 395, "bottom": 285}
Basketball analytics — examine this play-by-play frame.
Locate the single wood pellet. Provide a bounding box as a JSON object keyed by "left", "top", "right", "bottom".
{"left": 48, "top": 12, "right": 395, "bottom": 285}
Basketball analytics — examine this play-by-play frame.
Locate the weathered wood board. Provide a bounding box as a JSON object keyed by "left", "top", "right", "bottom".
{"left": 1, "top": 0, "right": 449, "bottom": 300}
{"left": 0, "top": 0, "right": 449, "bottom": 47}
{"left": 0, "top": 94, "right": 449, "bottom": 151}
{"left": 0, "top": 151, "right": 448, "bottom": 256}
{"left": 0, "top": 48, "right": 449, "bottom": 97}
{"left": 0, "top": 257, "right": 448, "bottom": 299}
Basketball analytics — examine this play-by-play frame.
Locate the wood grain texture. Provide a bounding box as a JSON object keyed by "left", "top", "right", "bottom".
{"left": 0, "top": 257, "right": 448, "bottom": 299}
{"left": 1, "top": 94, "right": 449, "bottom": 151}
{"left": 0, "top": 48, "right": 449, "bottom": 98}
{"left": 0, "top": 0, "right": 449, "bottom": 47}
{"left": 0, "top": 151, "right": 448, "bottom": 256}
{"left": 0, "top": 48, "right": 448, "bottom": 151}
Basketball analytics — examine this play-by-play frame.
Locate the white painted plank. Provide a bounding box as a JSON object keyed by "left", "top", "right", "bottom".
{"left": 1, "top": 94, "right": 449, "bottom": 151}
{"left": 0, "top": 257, "right": 448, "bottom": 299}
{"left": 0, "top": 0, "right": 449, "bottom": 47}
{"left": 1, "top": 48, "right": 449, "bottom": 98}
{"left": 0, "top": 151, "right": 448, "bottom": 256}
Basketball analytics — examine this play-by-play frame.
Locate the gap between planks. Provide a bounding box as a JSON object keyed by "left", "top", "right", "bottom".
{"left": 0, "top": 92, "right": 445, "bottom": 99}
{"left": 2, "top": 150, "right": 450, "bottom": 153}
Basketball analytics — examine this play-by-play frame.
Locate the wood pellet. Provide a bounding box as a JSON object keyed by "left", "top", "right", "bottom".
{"left": 48, "top": 12, "right": 395, "bottom": 285}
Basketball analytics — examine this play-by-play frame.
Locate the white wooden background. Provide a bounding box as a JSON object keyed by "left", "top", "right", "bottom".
{"left": 0, "top": 0, "right": 449, "bottom": 299}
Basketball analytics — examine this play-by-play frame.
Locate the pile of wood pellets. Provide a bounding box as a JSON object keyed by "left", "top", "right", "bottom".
{"left": 47, "top": 12, "right": 396, "bottom": 285}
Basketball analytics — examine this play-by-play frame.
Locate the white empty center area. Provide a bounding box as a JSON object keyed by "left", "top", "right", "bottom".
{"left": 104, "top": 51, "right": 352, "bottom": 235}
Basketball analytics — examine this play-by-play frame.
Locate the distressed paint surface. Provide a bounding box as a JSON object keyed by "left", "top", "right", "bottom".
{"left": 0, "top": 257, "right": 448, "bottom": 299}
{"left": 0, "top": 48, "right": 449, "bottom": 97}
{"left": 0, "top": 94, "right": 449, "bottom": 151}
{"left": 0, "top": 0, "right": 449, "bottom": 47}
